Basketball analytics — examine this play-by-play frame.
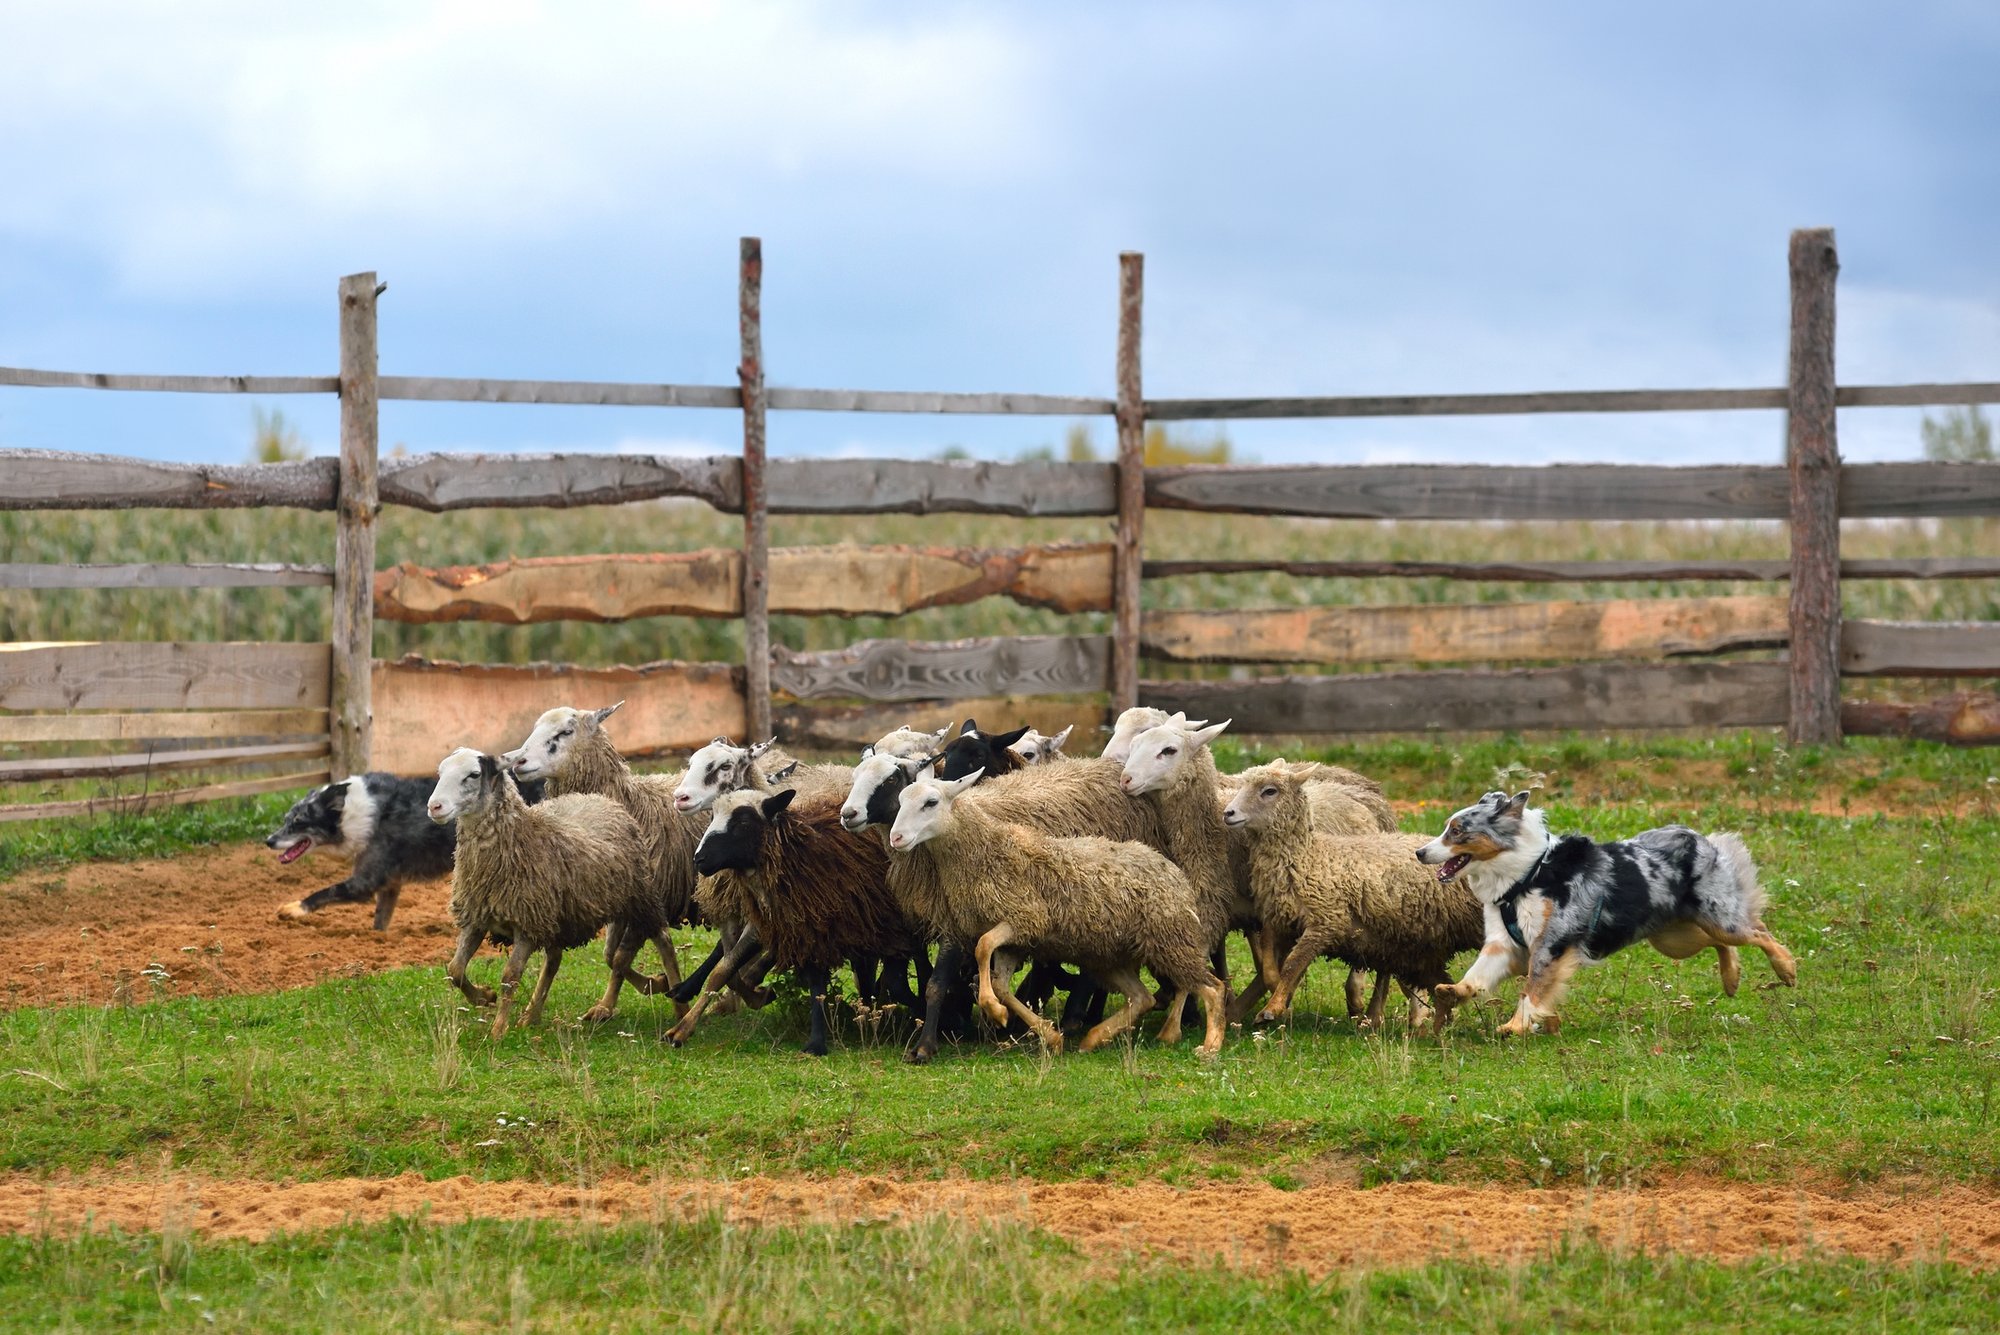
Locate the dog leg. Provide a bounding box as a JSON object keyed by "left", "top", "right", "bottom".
{"left": 1705, "top": 923, "right": 1797, "bottom": 988}
{"left": 1437, "top": 938, "right": 1523, "bottom": 1008}
{"left": 1504, "top": 945, "right": 1587, "bottom": 1037}
{"left": 1715, "top": 944, "right": 1742, "bottom": 997}
{"left": 370, "top": 886, "right": 403, "bottom": 932}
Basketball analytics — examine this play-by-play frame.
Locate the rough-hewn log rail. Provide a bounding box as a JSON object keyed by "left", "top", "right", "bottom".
{"left": 373, "top": 543, "right": 1112, "bottom": 624}
{"left": 368, "top": 654, "right": 744, "bottom": 775}
{"left": 0, "top": 769, "right": 330, "bottom": 825}
{"left": 0, "top": 709, "right": 328, "bottom": 745}
{"left": 1141, "top": 596, "right": 1790, "bottom": 666}
{"left": 9, "top": 363, "right": 1990, "bottom": 415}
{"left": 0, "top": 642, "right": 330, "bottom": 712}
{"left": 0, "top": 739, "right": 330, "bottom": 785}
{"left": 1141, "top": 557, "right": 2000, "bottom": 582}
{"left": 771, "top": 634, "right": 1110, "bottom": 703}
{"left": 9, "top": 451, "right": 1999, "bottom": 520}
{"left": 0, "top": 563, "right": 333, "bottom": 589}
{"left": 1842, "top": 693, "right": 2000, "bottom": 746}
{"left": 1142, "top": 661, "right": 1793, "bottom": 734}
{"left": 1841, "top": 622, "right": 2000, "bottom": 677}
{"left": 777, "top": 694, "right": 1107, "bottom": 751}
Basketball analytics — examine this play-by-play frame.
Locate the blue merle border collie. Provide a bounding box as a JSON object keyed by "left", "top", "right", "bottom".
{"left": 1414, "top": 791, "right": 1796, "bottom": 1035}
{"left": 267, "top": 772, "right": 542, "bottom": 930}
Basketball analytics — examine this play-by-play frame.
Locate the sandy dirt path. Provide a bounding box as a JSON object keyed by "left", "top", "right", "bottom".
{"left": 3, "top": 1172, "right": 1997, "bottom": 1273}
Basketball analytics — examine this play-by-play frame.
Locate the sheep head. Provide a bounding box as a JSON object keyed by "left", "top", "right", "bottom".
{"left": 1119, "top": 718, "right": 1230, "bottom": 796}
{"left": 694, "top": 787, "right": 796, "bottom": 876}
{"left": 889, "top": 767, "right": 984, "bottom": 850}
{"left": 430, "top": 747, "right": 505, "bottom": 823}
{"left": 676, "top": 736, "right": 778, "bottom": 814}
{"left": 505, "top": 701, "right": 622, "bottom": 782}
{"left": 1220, "top": 761, "right": 1309, "bottom": 830}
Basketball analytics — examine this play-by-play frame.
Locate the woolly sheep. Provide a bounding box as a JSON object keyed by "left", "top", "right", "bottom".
{"left": 1221, "top": 761, "right": 1483, "bottom": 1030}
{"left": 428, "top": 749, "right": 653, "bottom": 1038}
{"left": 868, "top": 724, "right": 952, "bottom": 761}
{"left": 672, "top": 786, "right": 924, "bottom": 1055}
{"left": 1009, "top": 725, "right": 1075, "bottom": 765}
{"left": 503, "top": 702, "right": 701, "bottom": 1002}
{"left": 673, "top": 737, "right": 851, "bottom": 813}
{"left": 889, "top": 768, "right": 1226, "bottom": 1058}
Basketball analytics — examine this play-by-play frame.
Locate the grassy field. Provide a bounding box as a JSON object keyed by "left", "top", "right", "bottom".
{"left": 6, "top": 1216, "right": 1995, "bottom": 1333}
{"left": 1, "top": 733, "right": 1997, "bottom": 1327}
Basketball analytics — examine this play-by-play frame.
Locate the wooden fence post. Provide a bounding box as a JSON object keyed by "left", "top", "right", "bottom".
{"left": 1111, "top": 252, "right": 1145, "bottom": 716}
{"left": 332, "top": 272, "right": 381, "bottom": 778}
{"left": 739, "top": 237, "right": 773, "bottom": 744}
{"left": 1786, "top": 228, "right": 1842, "bottom": 746}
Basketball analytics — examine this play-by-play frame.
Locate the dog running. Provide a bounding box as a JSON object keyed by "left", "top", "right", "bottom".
{"left": 1415, "top": 790, "right": 1796, "bottom": 1035}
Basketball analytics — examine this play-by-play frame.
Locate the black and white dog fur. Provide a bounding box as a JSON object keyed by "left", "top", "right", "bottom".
{"left": 268, "top": 773, "right": 542, "bottom": 930}
{"left": 1415, "top": 791, "right": 1796, "bottom": 1035}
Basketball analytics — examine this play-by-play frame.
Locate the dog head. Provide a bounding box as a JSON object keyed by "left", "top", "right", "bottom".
{"left": 264, "top": 779, "right": 354, "bottom": 863}
{"left": 1415, "top": 790, "right": 1534, "bottom": 883}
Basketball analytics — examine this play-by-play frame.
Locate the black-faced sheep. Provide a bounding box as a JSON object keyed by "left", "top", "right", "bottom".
{"left": 428, "top": 749, "right": 653, "bottom": 1037}
{"left": 890, "top": 768, "right": 1227, "bottom": 1058}
{"left": 673, "top": 786, "right": 925, "bottom": 1055}
{"left": 1222, "top": 761, "right": 1484, "bottom": 1031}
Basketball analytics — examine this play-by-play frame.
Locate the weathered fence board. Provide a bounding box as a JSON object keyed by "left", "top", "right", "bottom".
{"left": 1142, "top": 596, "right": 1790, "bottom": 665}
{"left": 777, "top": 694, "right": 1106, "bottom": 751}
{"left": 379, "top": 376, "right": 738, "bottom": 408}
{"left": 1142, "top": 661, "right": 1792, "bottom": 734}
{"left": 1842, "top": 693, "right": 2000, "bottom": 746}
{"left": 378, "top": 452, "right": 740, "bottom": 513}
{"left": 768, "top": 388, "right": 1113, "bottom": 415}
{"left": 1841, "top": 621, "right": 2000, "bottom": 677}
{"left": 1786, "top": 228, "right": 1843, "bottom": 745}
{"left": 0, "top": 739, "right": 329, "bottom": 784}
{"left": 333, "top": 271, "right": 381, "bottom": 779}
{"left": 0, "top": 643, "right": 329, "bottom": 712}
{"left": 0, "top": 450, "right": 337, "bottom": 511}
{"left": 1141, "top": 557, "right": 2000, "bottom": 582}
{"left": 1145, "top": 464, "right": 1791, "bottom": 520}
{"left": 0, "top": 367, "right": 336, "bottom": 394}
{"left": 0, "top": 769, "right": 329, "bottom": 824}
{"left": 0, "top": 709, "right": 328, "bottom": 745}
{"left": 0, "top": 563, "right": 333, "bottom": 589}
{"left": 771, "top": 634, "right": 1110, "bottom": 703}
{"left": 1839, "top": 463, "right": 2000, "bottom": 518}
{"left": 766, "top": 458, "right": 1116, "bottom": 516}
{"left": 369, "top": 655, "right": 743, "bottom": 775}
{"left": 373, "top": 543, "right": 1113, "bottom": 624}
{"left": 1146, "top": 387, "right": 1791, "bottom": 421}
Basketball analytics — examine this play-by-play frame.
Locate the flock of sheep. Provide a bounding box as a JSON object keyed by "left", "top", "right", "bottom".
{"left": 421, "top": 703, "right": 1489, "bottom": 1062}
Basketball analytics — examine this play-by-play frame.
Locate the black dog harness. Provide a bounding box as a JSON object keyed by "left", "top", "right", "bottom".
{"left": 1493, "top": 842, "right": 1554, "bottom": 952}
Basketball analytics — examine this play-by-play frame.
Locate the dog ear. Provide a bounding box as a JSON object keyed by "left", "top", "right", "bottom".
{"left": 1504, "top": 790, "right": 1531, "bottom": 815}
{"left": 324, "top": 779, "right": 349, "bottom": 811}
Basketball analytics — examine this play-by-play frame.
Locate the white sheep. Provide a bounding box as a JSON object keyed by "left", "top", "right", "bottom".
{"left": 428, "top": 748, "right": 652, "bottom": 1038}
{"left": 889, "top": 768, "right": 1227, "bottom": 1058}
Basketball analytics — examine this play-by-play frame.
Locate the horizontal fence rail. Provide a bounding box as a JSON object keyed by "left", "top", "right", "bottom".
{"left": 0, "top": 563, "right": 333, "bottom": 589}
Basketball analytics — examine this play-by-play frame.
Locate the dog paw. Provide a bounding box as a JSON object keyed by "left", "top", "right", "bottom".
{"left": 275, "top": 901, "right": 311, "bottom": 924}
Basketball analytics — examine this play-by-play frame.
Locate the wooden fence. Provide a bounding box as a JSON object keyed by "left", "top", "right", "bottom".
{"left": 3, "top": 228, "right": 1999, "bottom": 820}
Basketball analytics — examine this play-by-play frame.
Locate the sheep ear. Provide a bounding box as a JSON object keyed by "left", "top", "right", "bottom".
{"left": 761, "top": 789, "right": 796, "bottom": 819}
{"left": 477, "top": 754, "right": 499, "bottom": 784}
{"left": 747, "top": 737, "right": 777, "bottom": 761}
{"left": 930, "top": 724, "right": 950, "bottom": 741}
{"left": 959, "top": 717, "right": 979, "bottom": 738}
{"left": 1048, "top": 724, "right": 1074, "bottom": 753}
{"left": 1188, "top": 719, "right": 1231, "bottom": 747}
{"left": 591, "top": 700, "right": 624, "bottom": 726}
{"left": 942, "top": 768, "right": 984, "bottom": 798}
{"left": 860, "top": 744, "right": 876, "bottom": 759}
{"left": 993, "top": 724, "right": 1032, "bottom": 749}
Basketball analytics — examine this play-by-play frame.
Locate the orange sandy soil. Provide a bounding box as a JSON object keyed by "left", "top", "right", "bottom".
{"left": 0, "top": 843, "right": 459, "bottom": 1009}
{"left": 2, "top": 1172, "right": 1997, "bottom": 1272}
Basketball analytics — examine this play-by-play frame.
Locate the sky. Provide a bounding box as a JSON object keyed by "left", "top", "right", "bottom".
{"left": 1, "top": 0, "right": 1996, "bottom": 468}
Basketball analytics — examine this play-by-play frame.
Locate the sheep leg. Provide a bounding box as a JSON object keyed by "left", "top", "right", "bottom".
{"left": 524, "top": 947, "right": 563, "bottom": 1027}
{"left": 1015, "top": 961, "right": 1063, "bottom": 1016}
{"left": 849, "top": 954, "right": 881, "bottom": 1008}
{"left": 972, "top": 925, "right": 1021, "bottom": 1029}
{"left": 801, "top": 962, "right": 833, "bottom": 1057}
{"left": 664, "top": 932, "right": 763, "bottom": 1046}
{"left": 490, "top": 939, "right": 535, "bottom": 1039}
{"left": 1077, "top": 966, "right": 1155, "bottom": 1053}
{"left": 1343, "top": 968, "right": 1370, "bottom": 1020}
{"left": 446, "top": 924, "right": 496, "bottom": 1007}
{"left": 1227, "top": 928, "right": 1273, "bottom": 1024}
{"left": 878, "top": 955, "right": 922, "bottom": 1010}
{"left": 669, "top": 936, "right": 729, "bottom": 1005}
{"left": 1195, "top": 976, "right": 1227, "bottom": 1059}
{"left": 1257, "top": 929, "right": 1337, "bottom": 1024}
{"left": 986, "top": 948, "right": 1063, "bottom": 1054}
{"left": 1155, "top": 987, "right": 1188, "bottom": 1044}
{"left": 1361, "top": 971, "right": 1392, "bottom": 1030}
{"left": 907, "top": 940, "right": 973, "bottom": 1065}
{"left": 1258, "top": 924, "right": 1289, "bottom": 992}
{"left": 582, "top": 930, "right": 641, "bottom": 1023}
{"left": 1396, "top": 976, "right": 1438, "bottom": 1034}
{"left": 620, "top": 930, "right": 682, "bottom": 997}
{"left": 733, "top": 949, "right": 778, "bottom": 1008}
{"left": 1060, "top": 972, "right": 1106, "bottom": 1034}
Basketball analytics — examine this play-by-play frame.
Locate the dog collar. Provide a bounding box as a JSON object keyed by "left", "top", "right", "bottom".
{"left": 1495, "top": 840, "right": 1554, "bottom": 952}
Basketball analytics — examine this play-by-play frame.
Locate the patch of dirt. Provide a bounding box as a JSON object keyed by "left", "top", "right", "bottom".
{"left": 0, "top": 844, "right": 459, "bottom": 1009}
{"left": 3, "top": 1172, "right": 1997, "bottom": 1272}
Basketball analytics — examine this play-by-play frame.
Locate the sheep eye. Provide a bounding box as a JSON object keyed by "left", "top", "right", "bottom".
{"left": 1261, "top": 786, "right": 1277, "bottom": 797}
{"left": 1161, "top": 746, "right": 1177, "bottom": 756}
{"left": 924, "top": 798, "right": 937, "bottom": 809}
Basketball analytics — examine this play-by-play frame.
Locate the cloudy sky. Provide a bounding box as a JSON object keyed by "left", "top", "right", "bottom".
{"left": 1, "top": 0, "right": 1995, "bottom": 467}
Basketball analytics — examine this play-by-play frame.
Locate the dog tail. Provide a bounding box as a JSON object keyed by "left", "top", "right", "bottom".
{"left": 1708, "top": 832, "right": 1766, "bottom": 922}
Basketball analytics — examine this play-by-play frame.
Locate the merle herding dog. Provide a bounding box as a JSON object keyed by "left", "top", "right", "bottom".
{"left": 1415, "top": 790, "right": 1796, "bottom": 1035}
{"left": 267, "top": 773, "right": 543, "bottom": 930}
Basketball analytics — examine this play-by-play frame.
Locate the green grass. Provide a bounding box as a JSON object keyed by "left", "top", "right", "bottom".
{"left": 0, "top": 790, "right": 298, "bottom": 882}
{"left": 6, "top": 1215, "right": 1996, "bottom": 1333}
{"left": 4, "top": 793, "right": 1996, "bottom": 1189}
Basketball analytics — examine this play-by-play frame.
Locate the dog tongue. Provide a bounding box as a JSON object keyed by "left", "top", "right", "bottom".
{"left": 1436, "top": 853, "right": 1470, "bottom": 884}
{"left": 278, "top": 840, "right": 311, "bottom": 864}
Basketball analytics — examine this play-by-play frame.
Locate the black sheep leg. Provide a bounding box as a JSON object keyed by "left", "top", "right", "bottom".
{"left": 669, "top": 938, "right": 729, "bottom": 1005}
{"left": 801, "top": 962, "right": 833, "bottom": 1057}
{"left": 878, "top": 954, "right": 922, "bottom": 1010}
{"left": 907, "top": 940, "right": 973, "bottom": 1065}
{"left": 850, "top": 954, "right": 881, "bottom": 1007}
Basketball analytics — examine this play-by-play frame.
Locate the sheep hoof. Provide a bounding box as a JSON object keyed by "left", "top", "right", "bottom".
{"left": 904, "top": 1044, "right": 935, "bottom": 1067}
{"left": 275, "top": 901, "right": 311, "bottom": 923}
{"left": 1196, "top": 1042, "right": 1222, "bottom": 1061}
{"left": 979, "top": 1001, "right": 1010, "bottom": 1028}
{"left": 1254, "top": 1007, "right": 1283, "bottom": 1026}
{"left": 1495, "top": 1018, "right": 1529, "bottom": 1038}
{"left": 802, "top": 1040, "right": 829, "bottom": 1058}
{"left": 579, "top": 1004, "right": 614, "bottom": 1024}
{"left": 460, "top": 986, "right": 497, "bottom": 1007}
